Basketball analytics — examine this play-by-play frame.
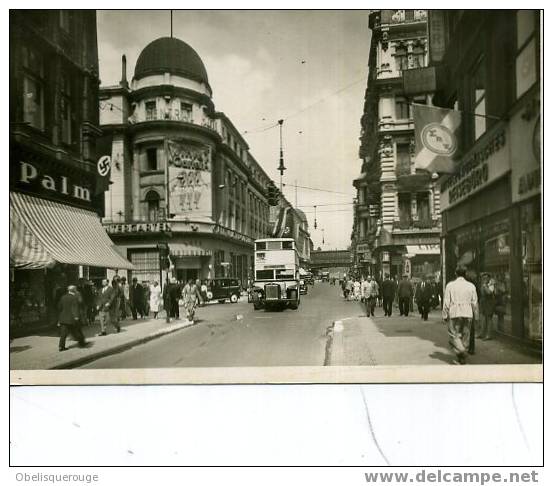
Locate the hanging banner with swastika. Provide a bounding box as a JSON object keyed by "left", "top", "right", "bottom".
{"left": 413, "top": 103, "right": 462, "bottom": 174}
{"left": 95, "top": 132, "right": 113, "bottom": 195}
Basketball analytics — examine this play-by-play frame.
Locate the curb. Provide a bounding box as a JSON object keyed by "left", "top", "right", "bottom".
{"left": 50, "top": 321, "right": 195, "bottom": 370}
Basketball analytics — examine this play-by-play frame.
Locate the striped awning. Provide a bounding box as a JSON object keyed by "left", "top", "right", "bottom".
{"left": 169, "top": 243, "right": 212, "bottom": 257}
{"left": 10, "top": 192, "right": 134, "bottom": 270}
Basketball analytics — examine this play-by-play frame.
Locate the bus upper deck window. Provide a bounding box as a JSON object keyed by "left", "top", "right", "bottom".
{"left": 256, "top": 242, "right": 267, "bottom": 251}
{"left": 282, "top": 241, "right": 293, "bottom": 250}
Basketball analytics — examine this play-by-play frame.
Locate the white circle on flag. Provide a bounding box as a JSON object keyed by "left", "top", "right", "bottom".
{"left": 421, "top": 123, "right": 457, "bottom": 156}
{"left": 97, "top": 155, "right": 111, "bottom": 176}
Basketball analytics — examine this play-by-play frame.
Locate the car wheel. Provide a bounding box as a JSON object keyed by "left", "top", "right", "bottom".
{"left": 230, "top": 294, "right": 239, "bottom": 303}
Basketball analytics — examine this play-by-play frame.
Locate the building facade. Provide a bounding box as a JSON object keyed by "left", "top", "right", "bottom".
{"left": 269, "top": 200, "right": 312, "bottom": 266}
{"left": 353, "top": 9, "right": 441, "bottom": 280}
{"left": 429, "top": 10, "right": 541, "bottom": 344}
{"left": 9, "top": 10, "right": 132, "bottom": 336}
{"left": 100, "top": 37, "right": 276, "bottom": 288}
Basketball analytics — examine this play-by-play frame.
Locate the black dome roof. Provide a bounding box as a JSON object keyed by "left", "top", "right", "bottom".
{"left": 134, "top": 37, "right": 209, "bottom": 84}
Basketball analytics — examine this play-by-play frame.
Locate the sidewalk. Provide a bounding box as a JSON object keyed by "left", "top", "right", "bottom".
{"left": 329, "top": 303, "right": 542, "bottom": 366}
{"left": 10, "top": 313, "right": 194, "bottom": 370}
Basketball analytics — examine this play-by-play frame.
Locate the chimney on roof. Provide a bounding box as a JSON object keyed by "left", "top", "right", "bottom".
{"left": 120, "top": 54, "right": 129, "bottom": 88}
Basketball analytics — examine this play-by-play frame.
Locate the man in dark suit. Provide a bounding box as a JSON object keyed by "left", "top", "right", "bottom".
{"left": 415, "top": 275, "right": 435, "bottom": 321}
{"left": 397, "top": 275, "right": 413, "bottom": 317}
{"left": 130, "top": 277, "right": 146, "bottom": 319}
{"left": 381, "top": 274, "right": 397, "bottom": 317}
{"left": 58, "top": 285, "right": 88, "bottom": 351}
{"left": 168, "top": 278, "right": 182, "bottom": 319}
{"left": 96, "top": 278, "right": 119, "bottom": 336}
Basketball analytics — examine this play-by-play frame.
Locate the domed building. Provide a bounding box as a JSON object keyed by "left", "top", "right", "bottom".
{"left": 99, "top": 37, "right": 275, "bottom": 286}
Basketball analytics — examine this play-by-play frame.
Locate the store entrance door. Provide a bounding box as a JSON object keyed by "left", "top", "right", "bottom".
{"left": 175, "top": 269, "right": 198, "bottom": 282}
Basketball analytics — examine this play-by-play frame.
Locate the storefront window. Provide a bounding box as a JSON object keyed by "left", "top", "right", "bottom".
{"left": 129, "top": 249, "right": 160, "bottom": 284}
{"left": 521, "top": 199, "right": 542, "bottom": 341}
{"left": 450, "top": 215, "right": 513, "bottom": 336}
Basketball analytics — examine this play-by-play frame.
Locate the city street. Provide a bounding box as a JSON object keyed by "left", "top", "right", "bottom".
{"left": 81, "top": 281, "right": 540, "bottom": 369}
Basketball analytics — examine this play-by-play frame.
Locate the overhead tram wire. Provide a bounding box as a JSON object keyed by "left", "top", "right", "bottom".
{"left": 241, "top": 75, "right": 367, "bottom": 135}
{"left": 281, "top": 182, "right": 352, "bottom": 196}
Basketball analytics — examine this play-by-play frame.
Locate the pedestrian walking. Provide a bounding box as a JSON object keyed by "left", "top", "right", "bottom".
{"left": 143, "top": 281, "right": 151, "bottom": 316}
{"left": 77, "top": 278, "right": 94, "bottom": 326}
{"left": 365, "top": 276, "right": 379, "bottom": 317}
{"left": 110, "top": 277, "right": 123, "bottom": 328}
{"left": 381, "top": 274, "right": 397, "bottom": 317}
{"left": 119, "top": 277, "right": 130, "bottom": 320}
{"left": 478, "top": 273, "right": 495, "bottom": 340}
{"left": 58, "top": 285, "right": 88, "bottom": 351}
{"left": 169, "top": 277, "right": 182, "bottom": 319}
{"left": 200, "top": 280, "right": 209, "bottom": 306}
{"left": 149, "top": 281, "right": 162, "bottom": 319}
{"left": 443, "top": 265, "right": 479, "bottom": 365}
{"left": 397, "top": 274, "right": 413, "bottom": 316}
{"left": 415, "top": 275, "right": 434, "bottom": 321}
{"left": 130, "top": 277, "right": 146, "bottom": 319}
{"left": 183, "top": 279, "right": 201, "bottom": 323}
{"left": 494, "top": 276, "right": 507, "bottom": 332}
{"left": 95, "top": 278, "right": 119, "bottom": 336}
{"left": 353, "top": 279, "right": 361, "bottom": 301}
{"left": 345, "top": 278, "right": 354, "bottom": 301}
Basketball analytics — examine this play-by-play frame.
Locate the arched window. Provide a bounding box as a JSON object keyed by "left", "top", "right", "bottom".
{"left": 145, "top": 190, "right": 160, "bottom": 222}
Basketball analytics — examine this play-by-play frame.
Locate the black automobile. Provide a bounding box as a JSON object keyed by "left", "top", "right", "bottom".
{"left": 207, "top": 278, "right": 241, "bottom": 304}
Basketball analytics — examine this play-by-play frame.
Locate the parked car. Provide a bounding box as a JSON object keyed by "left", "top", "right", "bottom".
{"left": 305, "top": 272, "right": 314, "bottom": 285}
{"left": 207, "top": 278, "right": 241, "bottom": 303}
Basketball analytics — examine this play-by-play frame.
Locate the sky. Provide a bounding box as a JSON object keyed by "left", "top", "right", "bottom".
{"left": 97, "top": 10, "right": 371, "bottom": 250}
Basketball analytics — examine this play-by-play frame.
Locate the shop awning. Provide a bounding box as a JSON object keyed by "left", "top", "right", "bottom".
{"left": 405, "top": 244, "right": 441, "bottom": 257}
{"left": 10, "top": 192, "right": 134, "bottom": 270}
{"left": 169, "top": 243, "right": 212, "bottom": 257}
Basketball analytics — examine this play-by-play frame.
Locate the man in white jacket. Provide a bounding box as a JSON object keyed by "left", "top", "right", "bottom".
{"left": 442, "top": 265, "right": 479, "bottom": 365}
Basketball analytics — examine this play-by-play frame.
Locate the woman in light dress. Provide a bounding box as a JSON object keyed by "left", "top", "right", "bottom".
{"left": 149, "top": 281, "right": 162, "bottom": 319}
{"left": 183, "top": 279, "right": 202, "bottom": 323}
{"left": 353, "top": 279, "right": 361, "bottom": 301}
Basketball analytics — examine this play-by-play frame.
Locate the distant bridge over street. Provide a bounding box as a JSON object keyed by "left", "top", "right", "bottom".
{"left": 310, "top": 250, "right": 352, "bottom": 270}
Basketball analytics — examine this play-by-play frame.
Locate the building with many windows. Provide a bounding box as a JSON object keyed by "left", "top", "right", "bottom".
{"left": 429, "top": 10, "right": 541, "bottom": 344}
{"left": 353, "top": 10, "right": 441, "bottom": 280}
{"left": 99, "top": 37, "right": 276, "bottom": 287}
{"left": 9, "top": 10, "right": 132, "bottom": 336}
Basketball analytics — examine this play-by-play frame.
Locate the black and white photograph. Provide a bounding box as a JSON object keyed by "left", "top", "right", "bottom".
{"left": 9, "top": 9, "right": 542, "bottom": 383}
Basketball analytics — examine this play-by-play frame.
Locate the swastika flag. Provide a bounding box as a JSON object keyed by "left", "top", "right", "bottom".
{"left": 95, "top": 132, "right": 113, "bottom": 195}
{"left": 413, "top": 104, "right": 462, "bottom": 174}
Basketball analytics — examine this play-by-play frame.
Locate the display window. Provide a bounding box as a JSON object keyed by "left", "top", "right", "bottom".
{"left": 448, "top": 213, "right": 513, "bottom": 335}
{"left": 521, "top": 198, "right": 542, "bottom": 341}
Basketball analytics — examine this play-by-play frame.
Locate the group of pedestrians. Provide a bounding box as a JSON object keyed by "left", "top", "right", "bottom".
{"left": 339, "top": 273, "right": 441, "bottom": 321}
{"left": 162, "top": 278, "right": 203, "bottom": 323}
{"left": 56, "top": 275, "right": 174, "bottom": 352}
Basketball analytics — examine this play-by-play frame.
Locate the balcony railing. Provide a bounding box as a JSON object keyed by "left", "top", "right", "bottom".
{"left": 392, "top": 218, "right": 440, "bottom": 231}
{"left": 132, "top": 109, "right": 218, "bottom": 132}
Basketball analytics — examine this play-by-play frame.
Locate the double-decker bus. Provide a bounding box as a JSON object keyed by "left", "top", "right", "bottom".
{"left": 251, "top": 238, "right": 300, "bottom": 310}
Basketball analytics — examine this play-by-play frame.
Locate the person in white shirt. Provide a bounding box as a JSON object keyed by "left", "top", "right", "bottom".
{"left": 443, "top": 265, "right": 479, "bottom": 365}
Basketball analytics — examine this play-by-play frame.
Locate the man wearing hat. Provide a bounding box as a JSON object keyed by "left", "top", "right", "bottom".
{"left": 397, "top": 274, "right": 414, "bottom": 317}
{"left": 443, "top": 265, "right": 479, "bottom": 365}
{"left": 415, "top": 275, "right": 435, "bottom": 321}
{"left": 58, "top": 285, "right": 88, "bottom": 351}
